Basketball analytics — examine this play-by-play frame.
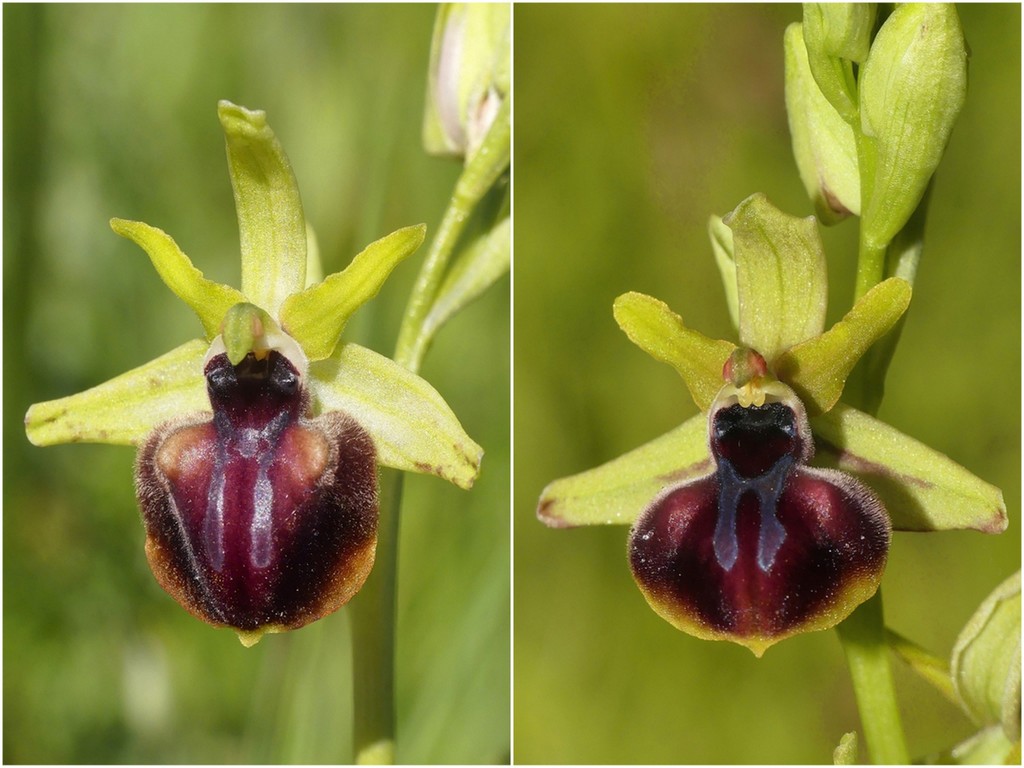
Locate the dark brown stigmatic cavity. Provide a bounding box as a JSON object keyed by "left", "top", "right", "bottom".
{"left": 629, "top": 393, "right": 890, "bottom": 656}
{"left": 135, "top": 350, "right": 378, "bottom": 641}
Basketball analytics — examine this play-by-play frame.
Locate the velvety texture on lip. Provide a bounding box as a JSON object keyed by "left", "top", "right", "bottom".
{"left": 629, "top": 399, "right": 890, "bottom": 655}
{"left": 135, "top": 351, "right": 378, "bottom": 635}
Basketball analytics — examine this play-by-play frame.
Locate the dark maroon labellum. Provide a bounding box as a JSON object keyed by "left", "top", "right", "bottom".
{"left": 135, "top": 350, "right": 378, "bottom": 640}
{"left": 629, "top": 394, "right": 890, "bottom": 655}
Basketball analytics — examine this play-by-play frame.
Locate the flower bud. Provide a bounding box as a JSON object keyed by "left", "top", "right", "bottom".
{"left": 423, "top": 3, "right": 509, "bottom": 161}
{"left": 859, "top": 3, "right": 967, "bottom": 250}
{"left": 801, "top": 3, "right": 876, "bottom": 120}
{"left": 805, "top": 3, "right": 875, "bottom": 63}
{"left": 785, "top": 23, "right": 860, "bottom": 223}
{"left": 951, "top": 572, "right": 1021, "bottom": 743}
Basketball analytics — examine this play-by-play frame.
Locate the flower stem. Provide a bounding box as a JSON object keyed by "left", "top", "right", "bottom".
{"left": 836, "top": 590, "right": 910, "bottom": 764}
{"left": 349, "top": 100, "right": 508, "bottom": 764}
{"left": 396, "top": 98, "right": 510, "bottom": 371}
{"left": 351, "top": 467, "right": 403, "bottom": 764}
{"left": 839, "top": 119, "right": 937, "bottom": 768}
{"left": 853, "top": 131, "right": 883, "bottom": 303}
{"left": 395, "top": 190, "right": 473, "bottom": 370}
{"left": 351, "top": 170, "right": 471, "bottom": 766}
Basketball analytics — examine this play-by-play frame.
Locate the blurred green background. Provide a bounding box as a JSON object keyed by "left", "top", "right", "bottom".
{"left": 4, "top": 4, "right": 508, "bottom": 764}
{"left": 514, "top": 4, "right": 1019, "bottom": 764}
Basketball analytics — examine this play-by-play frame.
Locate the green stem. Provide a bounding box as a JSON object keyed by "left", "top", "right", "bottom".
{"left": 839, "top": 116, "right": 938, "bottom": 768}
{"left": 845, "top": 183, "right": 932, "bottom": 413}
{"left": 855, "top": 237, "right": 887, "bottom": 303}
{"left": 350, "top": 98, "right": 508, "bottom": 764}
{"left": 351, "top": 467, "right": 403, "bottom": 764}
{"left": 853, "top": 131, "right": 883, "bottom": 303}
{"left": 396, "top": 189, "right": 474, "bottom": 370}
{"left": 836, "top": 590, "right": 910, "bottom": 764}
{"left": 353, "top": 164, "right": 475, "bottom": 766}
{"left": 395, "top": 97, "right": 510, "bottom": 371}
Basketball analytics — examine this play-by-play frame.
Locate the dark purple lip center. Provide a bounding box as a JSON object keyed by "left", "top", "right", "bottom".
{"left": 711, "top": 402, "right": 802, "bottom": 572}
{"left": 137, "top": 348, "right": 380, "bottom": 634}
{"left": 200, "top": 352, "right": 307, "bottom": 573}
{"left": 205, "top": 351, "right": 303, "bottom": 429}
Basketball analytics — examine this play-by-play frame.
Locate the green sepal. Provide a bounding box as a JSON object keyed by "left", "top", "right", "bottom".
{"left": 951, "top": 571, "right": 1021, "bottom": 742}
{"left": 420, "top": 216, "right": 510, "bottom": 345}
{"left": 859, "top": 4, "right": 967, "bottom": 251}
{"left": 280, "top": 225, "right": 427, "bottom": 362}
{"left": 25, "top": 339, "right": 210, "bottom": 446}
{"left": 537, "top": 414, "right": 710, "bottom": 528}
{"left": 219, "top": 100, "right": 307, "bottom": 316}
{"left": 308, "top": 342, "right": 482, "bottom": 489}
{"left": 708, "top": 214, "right": 739, "bottom": 330}
{"left": 110, "top": 218, "right": 246, "bottom": 340}
{"left": 613, "top": 292, "right": 736, "bottom": 413}
{"left": 812, "top": 403, "right": 1007, "bottom": 533}
{"left": 784, "top": 23, "right": 861, "bottom": 224}
{"left": 776, "top": 277, "right": 911, "bottom": 415}
{"left": 725, "top": 194, "right": 828, "bottom": 362}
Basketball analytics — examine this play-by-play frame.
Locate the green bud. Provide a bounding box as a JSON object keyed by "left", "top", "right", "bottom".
{"left": 801, "top": 3, "right": 876, "bottom": 120}
{"left": 423, "top": 3, "right": 510, "bottom": 161}
{"left": 951, "top": 572, "right": 1021, "bottom": 744}
{"left": 805, "top": 3, "right": 875, "bottom": 62}
{"left": 784, "top": 23, "right": 860, "bottom": 224}
{"left": 859, "top": 3, "right": 967, "bottom": 251}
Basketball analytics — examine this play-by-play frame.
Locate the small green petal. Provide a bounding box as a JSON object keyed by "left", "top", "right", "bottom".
{"left": 951, "top": 571, "right": 1021, "bottom": 741}
{"left": 708, "top": 214, "right": 739, "bottom": 330}
{"left": 725, "top": 194, "right": 828, "bottom": 362}
{"left": 309, "top": 342, "right": 482, "bottom": 489}
{"left": 110, "top": 218, "right": 246, "bottom": 340}
{"left": 538, "top": 414, "right": 710, "bottom": 528}
{"left": 25, "top": 339, "right": 209, "bottom": 446}
{"left": 812, "top": 403, "right": 1007, "bottom": 533}
{"left": 280, "top": 225, "right": 426, "bottom": 362}
{"left": 613, "top": 292, "right": 736, "bottom": 413}
{"left": 776, "top": 277, "right": 911, "bottom": 415}
{"left": 219, "top": 100, "right": 306, "bottom": 316}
